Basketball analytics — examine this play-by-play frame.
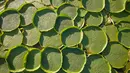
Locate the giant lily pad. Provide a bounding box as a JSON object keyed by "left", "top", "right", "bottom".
{"left": 102, "top": 42, "right": 128, "bottom": 68}
{"left": 40, "top": 29, "right": 62, "bottom": 48}
{"left": 0, "top": 58, "right": 9, "bottom": 73}
{"left": 82, "top": 54, "right": 111, "bottom": 73}
{"left": 62, "top": 47, "right": 86, "bottom": 73}
{"left": 6, "top": 46, "right": 28, "bottom": 72}
{"left": 22, "top": 24, "right": 41, "bottom": 46}
{"left": 0, "top": 9, "right": 20, "bottom": 32}
{"left": 33, "top": 8, "right": 57, "bottom": 32}
{"left": 82, "top": 26, "right": 108, "bottom": 54}
{"left": 82, "top": 0, "right": 105, "bottom": 12}
{"left": 118, "top": 28, "right": 130, "bottom": 48}
{"left": 25, "top": 48, "right": 41, "bottom": 71}
{"left": 61, "top": 27, "right": 83, "bottom": 47}
{"left": 105, "top": 0, "right": 127, "bottom": 13}
{"left": 41, "top": 47, "right": 62, "bottom": 73}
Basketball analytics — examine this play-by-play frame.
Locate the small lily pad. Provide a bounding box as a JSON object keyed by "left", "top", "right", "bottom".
{"left": 0, "top": 58, "right": 9, "bottom": 73}
{"left": 6, "top": 46, "right": 28, "bottom": 72}
{"left": 102, "top": 42, "right": 128, "bottom": 68}
{"left": 62, "top": 47, "right": 86, "bottom": 73}
{"left": 61, "top": 27, "right": 83, "bottom": 47}
{"left": 22, "top": 24, "right": 41, "bottom": 46}
{"left": 82, "top": 26, "right": 108, "bottom": 54}
{"left": 41, "top": 47, "right": 62, "bottom": 73}
{"left": 0, "top": 9, "right": 20, "bottom": 32}
{"left": 82, "top": 0, "right": 105, "bottom": 12}
{"left": 81, "top": 54, "right": 111, "bottom": 73}
{"left": 33, "top": 8, "right": 57, "bottom": 32}
{"left": 25, "top": 48, "right": 41, "bottom": 71}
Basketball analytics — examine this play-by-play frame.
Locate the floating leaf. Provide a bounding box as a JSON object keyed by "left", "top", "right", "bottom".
{"left": 82, "top": 26, "right": 107, "bottom": 54}
{"left": 19, "top": 3, "right": 37, "bottom": 26}
{"left": 85, "top": 12, "right": 103, "bottom": 26}
{"left": 41, "top": 47, "right": 62, "bottom": 73}
{"left": 77, "top": 8, "right": 87, "bottom": 17}
{"left": 40, "top": 29, "right": 62, "bottom": 48}
{"left": 25, "top": 48, "right": 41, "bottom": 71}
{"left": 6, "top": 46, "right": 28, "bottom": 72}
{"left": 105, "top": 0, "right": 127, "bottom": 13}
{"left": 0, "top": 58, "right": 9, "bottom": 73}
{"left": 62, "top": 47, "right": 86, "bottom": 73}
{"left": 81, "top": 54, "right": 111, "bottom": 73}
{"left": 69, "top": 0, "right": 82, "bottom": 7}
{"left": 61, "top": 27, "right": 83, "bottom": 47}
{"left": 74, "top": 16, "right": 85, "bottom": 28}
{"left": 22, "top": 24, "right": 41, "bottom": 46}
{"left": 58, "top": 4, "right": 77, "bottom": 19}
{"left": 33, "top": 8, "right": 57, "bottom": 32}
{"left": 0, "top": 9, "right": 20, "bottom": 32}
{"left": 32, "top": 1, "right": 45, "bottom": 8}
{"left": 51, "top": 0, "right": 64, "bottom": 8}
{"left": 116, "top": 22, "right": 130, "bottom": 31}
{"left": 82, "top": 0, "right": 105, "bottom": 12}
{"left": 41, "top": 0, "right": 51, "bottom": 5}
{"left": 102, "top": 42, "right": 128, "bottom": 68}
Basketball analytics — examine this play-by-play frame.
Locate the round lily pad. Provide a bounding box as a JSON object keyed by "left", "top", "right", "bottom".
{"left": 55, "top": 16, "right": 74, "bottom": 32}
{"left": 105, "top": 0, "right": 127, "bottom": 13}
{"left": 0, "top": 58, "right": 9, "bottom": 73}
{"left": 0, "top": 9, "right": 20, "bottom": 32}
{"left": 57, "top": 4, "right": 77, "bottom": 19}
{"left": 33, "top": 8, "right": 57, "bottom": 32}
{"left": 61, "top": 27, "right": 83, "bottom": 47}
{"left": 62, "top": 47, "right": 86, "bottom": 73}
{"left": 81, "top": 54, "right": 111, "bottom": 73}
{"left": 6, "top": 46, "right": 28, "bottom": 72}
{"left": 118, "top": 28, "right": 130, "bottom": 48}
{"left": 19, "top": 3, "right": 37, "bottom": 26}
{"left": 102, "top": 42, "right": 128, "bottom": 68}
{"left": 22, "top": 24, "right": 41, "bottom": 46}
{"left": 85, "top": 12, "right": 103, "bottom": 26}
{"left": 51, "top": 0, "right": 64, "bottom": 8}
{"left": 82, "top": 26, "right": 108, "bottom": 54}
{"left": 82, "top": 0, "right": 105, "bottom": 12}
{"left": 41, "top": 47, "right": 62, "bottom": 73}
{"left": 40, "top": 29, "right": 62, "bottom": 48}
{"left": 25, "top": 48, "right": 41, "bottom": 71}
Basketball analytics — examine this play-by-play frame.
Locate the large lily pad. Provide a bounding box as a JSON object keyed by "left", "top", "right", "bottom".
{"left": 82, "top": 0, "right": 105, "bottom": 12}
{"left": 81, "top": 54, "right": 111, "bottom": 73}
{"left": 62, "top": 47, "right": 86, "bottom": 73}
{"left": 0, "top": 9, "right": 20, "bottom": 32}
{"left": 118, "top": 28, "right": 130, "bottom": 48}
{"left": 0, "top": 58, "right": 9, "bottom": 73}
{"left": 33, "top": 8, "right": 57, "bottom": 32}
{"left": 82, "top": 26, "right": 108, "bottom": 54}
{"left": 61, "top": 27, "right": 83, "bottom": 47}
{"left": 19, "top": 3, "right": 37, "bottom": 26}
{"left": 105, "top": 0, "right": 127, "bottom": 13}
{"left": 6, "top": 46, "right": 28, "bottom": 72}
{"left": 102, "top": 42, "right": 128, "bottom": 68}
{"left": 41, "top": 47, "right": 62, "bottom": 73}
{"left": 25, "top": 48, "right": 41, "bottom": 71}
{"left": 22, "top": 24, "right": 41, "bottom": 46}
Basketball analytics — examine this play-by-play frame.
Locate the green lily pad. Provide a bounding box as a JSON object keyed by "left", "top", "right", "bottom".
{"left": 41, "top": 47, "right": 62, "bottom": 73}
{"left": 102, "top": 42, "right": 128, "bottom": 68}
{"left": 116, "top": 22, "right": 130, "bottom": 31}
{"left": 74, "top": 16, "right": 85, "bottom": 28}
{"left": 61, "top": 27, "right": 83, "bottom": 47}
{"left": 85, "top": 12, "right": 103, "bottom": 26}
{"left": 106, "top": 0, "right": 127, "bottom": 13}
{"left": 19, "top": 3, "right": 37, "bottom": 26}
{"left": 32, "top": 1, "right": 45, "bottom": 8}
{"left": 33, "top": 8, "right": 57, "bottom": 32}
{"left": 126, "top": 2, "right": 130, "bottom": 13}
{"left": 77, "top": 8, "right": 87, "bottom": 17}
{"left": 22, "top": 24, "right": 41, "bottom": 46}
{"left": 40, "top": 29, "right": 62, "bottom": 48}
{"left": 118, "top": 28, "right": 130, "bottom": 48}
{"left": 82, "top": 26, "right": 108, "bottom": 54}
{"left": 0, "top": 58, "right": 9, "bottom": 73}
{"left": 102, "top": 24, "right": 118, "bottom": 42}
{"left": 51, "top": 0, "right": 64, "bottom": 8}
{"left": 69, "top": 0, "right": 82, "bottom": 7}
{"left": 57, "top": 4, "right": 77, "bottom": 19}
{"left": 0, "top": 9, "right": 20, "bottom": 32}
{"left": 6, "top": 46, "right": 28, "bottom": 72}
{"left": 81, "top": 54, "right": 111, "bottom": 73}
{"left": 25, "top": 48, "right": 41, "bottom": 71}
{"left": 55, "top": 16, "right": 74, "bottom": 32}
{"left": 82, "top": 0, "right": 105, "bottom": 12}
{"left": 62, "top": 47, "right": 86, "bottom": 73}
{"left": 41, "top": 0, "right": 51, "bottom": 5}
